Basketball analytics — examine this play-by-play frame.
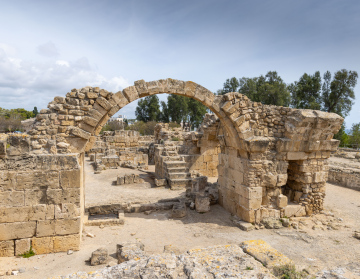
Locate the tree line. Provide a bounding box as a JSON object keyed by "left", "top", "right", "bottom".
{"left": 135, "top": 94, "right": 208, "bottom": 129}
{"left": 217, "top": 69, "right": 358, "bottom": 146}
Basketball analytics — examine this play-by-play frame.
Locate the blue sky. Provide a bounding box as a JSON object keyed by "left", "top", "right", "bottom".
{"left": 0, "top": 0, "right": 359, "bottom": 128}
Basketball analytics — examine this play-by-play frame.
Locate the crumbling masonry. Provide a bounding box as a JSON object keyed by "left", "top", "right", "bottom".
{"left": 0, "top": 78, "right": 343, "bottom": 256}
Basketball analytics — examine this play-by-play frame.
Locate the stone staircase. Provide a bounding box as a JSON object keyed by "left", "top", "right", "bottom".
{"left": 161, "top": 146, "right": 192, "bottom": 190}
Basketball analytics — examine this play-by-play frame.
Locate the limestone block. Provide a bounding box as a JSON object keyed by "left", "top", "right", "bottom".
{"left": 28, "top": 205, "right": 47, "bottom": 221}
{"left": 293, "top": 191, "right": 303, "bottom": 203}
{"left": 71, "top": 127, "right": 91, "bottom": 140}
{"left": 87, "top": 108, "right": 103, "bottom": 121}
{"left": 91, "top": 247, "right": 108, "bottom": 266}
{"left": 277, "top": 174, "right": 288, "bottom": 186}
{"left": 15, "top": 238, "right": 30, "bottom": 256}
{"left": 32, "top": 236, "right": 54, "bottom": 254}
{"left": 0, "top": 240, "right": 14, "bottom": 257}
{"left": 241, "top": 239, "right": 293, "bottom": 268}
{"left": 240, "top": 196, "right": 262, "bottom": 210}
{"left": 96, "top": 96, "right": 112, "bottom": 111}
{"left": 195, "top": 193, "right": 210, "bottom": 213}
{"left": 313, "top": 171, "right": 326, "bottom": 183}
{"left": 0, "top": 221, "right": 36, "bottom": 241}
{"left": 276, "top": 194, "right": 288, "bottom": 208}
{"left": 55, "top": 203, "right": 80, "bottom": 219}
{"left": 241, "top": 186, "right": 262, "bottom": 200}
{"left": 53, "top": 234, "right": 80, "bottom": 253}
{"left": 0, "top": 191, "right": 24, "bottom": 207}
{"left": 83, "top": 116, "right": 98, "bottom": 127}
{"left": 287, "top": 152, "right": 308, "bottom": 161}
{"left": 46, "top": 189, "right": 62, "bottom": 204}
{"left": 78, "top": 122, "right": 95, "bottom": 133}
{"left": 54, "top": 218, "right": 81, "bottom": 235}
{"left": 113, "top": 91, "right": 129, "bottom": 108}
{"left": 6, "top": 135, "right": 30, "bottom": 156}
{"left": 0, "top": 206, "right": 30, "bottom": 223}
{"left": 171, "top": 203, "right": 187, "bottom": 218}
{"left": 284, "top": 204, "right": 306, "bottom": 218}
{"left": 117, "top": 176, "right": 125, "bottom": 185}
{"left": 262, "top": 174, "right": 277, "bottom": 187}
{"left": 46, "top": 204, "right": 55, "bottom": 220}
{"left": 36, "top": 220, "right": 55, "bottom": 237}
{"left": 122, "top": 86, "right": 139, "bottom": 102}
{"left": 93, "top": 102, "right": 107, "bottom": 115}
{"left": 60, "top": 170, "right": 81, "bottom": 188}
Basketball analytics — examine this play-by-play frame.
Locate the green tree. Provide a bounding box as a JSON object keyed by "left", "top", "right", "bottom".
{"left": 135, "top": 95, "right": 160, "bottom": 122}
{"left": 32, "top": 106, "right": 38, "bottom": 117}
{"left": 167, "top": 94, "right": 188, "bottom": 124}
{"left": 322, "top": 69, "right": 358, "bottom": 117}
{"left": 349, "top": 123, "right": 360, "bottom": 148}
{"left": 289, "top": 71, "right": 322, "bottom": 110}
{"left": 187, "top": 98, "right": 208, "bottom": 128}
{"left": 218, "top": 77, "right": 240, "bottom": 95}
{"left": 238, "top": 71, "right": 290, "bottom": 106}
{"left": 158, "top": 101, "right": 170, "bottom": 123}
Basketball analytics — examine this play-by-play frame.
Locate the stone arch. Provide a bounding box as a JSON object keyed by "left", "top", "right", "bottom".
{"left": 28, "top": 78, "right": 344, "bottom": 223}
{"left": 0, "top": 78, "right": 346, "bottom": 257}
{"left": 30, "top": 79, "right": 246, "bottom": 154}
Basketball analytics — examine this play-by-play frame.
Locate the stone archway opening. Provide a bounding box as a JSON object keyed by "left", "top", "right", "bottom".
{"left": 0, "top": 78, "right": 344, "bottom": 257}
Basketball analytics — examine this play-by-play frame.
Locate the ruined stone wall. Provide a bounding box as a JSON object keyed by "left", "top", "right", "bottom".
{"left": 0, "top": 134, "right": 82, "bottom": 256}
{"left": 0, "top": 79, "right": 344, "bottom": 257}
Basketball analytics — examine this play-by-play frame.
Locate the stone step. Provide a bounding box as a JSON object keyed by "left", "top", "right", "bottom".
{"left": 84, "top": 211, "right": 125, "bottom": 226}
{"left": 164, "top": 161, "right": 186, "bottom": 169}
{"left": 166, "top": 167, "right": 187, "bottom": 173}
{"left": 169, "top": 178, "right": 192, "bottom": 190}
{"left": 167, "top": 172, "right": 189, "bottom": 180}
{"left": 162, "top": 151, "right": 178, "bottom": 156}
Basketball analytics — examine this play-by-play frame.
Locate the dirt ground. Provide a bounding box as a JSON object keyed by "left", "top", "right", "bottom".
{"left": 1, "top": 159, "right": 360, "bottom": 278}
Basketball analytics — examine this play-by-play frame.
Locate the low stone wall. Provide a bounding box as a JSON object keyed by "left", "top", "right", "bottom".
{"left": 0, "top": 134, "right": 83, "bottom": 256}
{"left": 328, "top": 167, "right": 360, "bottom": 191}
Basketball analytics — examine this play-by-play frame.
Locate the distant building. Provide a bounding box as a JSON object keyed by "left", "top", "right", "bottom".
{"left": 107, "top": 114, "right": 127, "bottom": 123}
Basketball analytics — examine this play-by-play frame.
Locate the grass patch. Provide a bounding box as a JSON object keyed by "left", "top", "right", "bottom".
{"left": 246, "top": 266, "right": 254, "bottom": 270}
{"left": 20, "top": 246, "right": 35, "bottom": 258}
{"left": 273, "top": 264, "right": 308, "bottom": 279}
{"left": 171, "top": 137, "right": 180, "bottom": 141}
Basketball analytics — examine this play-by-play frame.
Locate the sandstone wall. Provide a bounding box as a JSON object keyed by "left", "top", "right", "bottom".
{"left": 0, "top": 134, "right": 82, "bottom": 256}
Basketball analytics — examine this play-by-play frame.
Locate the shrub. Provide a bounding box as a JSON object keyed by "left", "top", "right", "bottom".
{"left": 273, "top": 264, "right": 308, "bottom": 279}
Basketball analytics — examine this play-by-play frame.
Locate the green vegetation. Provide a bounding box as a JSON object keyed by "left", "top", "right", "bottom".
{"left": 219, "top": 69, "right": 358, "bottom": 146}
{"left": 245, "top": 266, "right": 254, "bottom": 270}
{"left": 171, "top": 137, "right": 180, "bottom": 141}
{"left": 273, "top": 264, "right": 309, "bottom": 279}
{"left": 20, "top": 246, "right": 35, "bottom": 258}
{"left": 135, "top": 94, "right": 208, "bottom": 130}
{"left": 0, "top": 107, "right": 36, "bottom": 132}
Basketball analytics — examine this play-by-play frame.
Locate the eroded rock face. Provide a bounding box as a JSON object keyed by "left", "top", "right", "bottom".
{"left": 61, "top": 244, "right": 277, "bottom": 279}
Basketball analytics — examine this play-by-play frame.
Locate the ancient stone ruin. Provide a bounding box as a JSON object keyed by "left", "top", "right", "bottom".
{"left": 0, "top": 78, "right": 343, "bottom": 257}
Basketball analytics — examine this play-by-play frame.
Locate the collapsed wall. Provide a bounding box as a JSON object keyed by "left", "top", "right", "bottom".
{"left": 87, "top": 130, "right": 150, "bottom": 170}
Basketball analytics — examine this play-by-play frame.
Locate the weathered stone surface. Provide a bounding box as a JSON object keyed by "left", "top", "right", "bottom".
{"left": 15, "top": 238, "right": 30, "bottom": 256}
{"left": 195, "top": 193, "right": 210, "bottom": 213}
{"left": 58, "top": 244, "right": 276, "bottom": 278}
{"left": 171, "top": 202, "right": 187, "bottom": 218}
{"left": 0, "top": 221, "right": 36, "bottom": 241}
{"left": 91, "top": 247, "right": 108, "bottom": 266}
{"left": 0, "top": 240, "right": 14, "bottom": 257}
{"left": 241, "top": 239, "right": 293, "bottom": 268}
{"left": 117, "top": 240, "right": 145, "bottom": 263}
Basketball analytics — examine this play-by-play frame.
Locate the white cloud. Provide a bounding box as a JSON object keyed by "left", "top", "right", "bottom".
{"left": 37, "top": 41, "right": 59, "bottom": 57}
{"left": 0, "top": 45, "right": 130, "bottom": 111}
